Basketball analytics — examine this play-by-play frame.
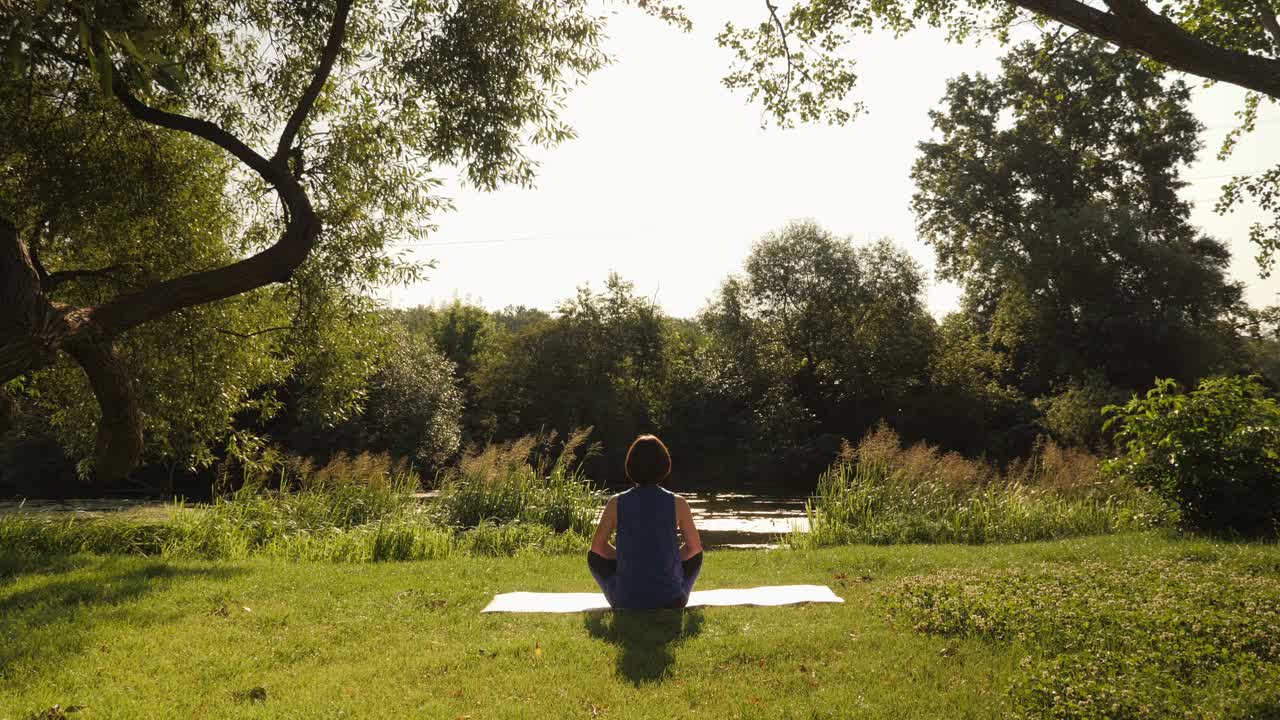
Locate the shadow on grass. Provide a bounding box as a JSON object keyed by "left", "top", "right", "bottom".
{"left": 584, "top": 608, "right": 704, "bottom": 685}
{"left": 0, "top": 552, "right": 240, "bottom": 678}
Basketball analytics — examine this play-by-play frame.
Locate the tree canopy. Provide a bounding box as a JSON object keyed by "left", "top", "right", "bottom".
{"left": 719, "top": 0, "right": 1280, "bottom": 271}
{"left": 0, "top": 0, "right": 613, "bottom": 478}
{"left": 912, "top": 38, "right": 1245, "bottom": 394}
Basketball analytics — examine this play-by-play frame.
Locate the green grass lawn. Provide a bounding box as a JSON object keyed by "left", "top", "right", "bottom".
{"left": 3, "top": 533, "right": 1279, "bottom": 720}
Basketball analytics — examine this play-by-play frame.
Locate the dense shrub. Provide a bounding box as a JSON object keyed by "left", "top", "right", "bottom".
{"left": 1103, "top": 375, "right": 1280, "bottom": 538}
{"left": 1036, "top": 374, "right": 1126, "bottom": 450}
{"left": 361, "top": 338, "right": 465, "bottom": 476}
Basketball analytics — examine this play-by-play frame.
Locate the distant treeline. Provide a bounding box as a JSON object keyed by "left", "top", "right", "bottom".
{"left": 375, "top": 221, "right": 1277, "bottom": 489}
{"left": 4, "top": 217, "right": 1275, "bottom": 497}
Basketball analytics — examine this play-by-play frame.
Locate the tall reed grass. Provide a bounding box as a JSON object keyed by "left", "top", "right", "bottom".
{"left": 436, "top": 428, "right": 603, "bottom": 535}
{"left": 792, "top": 425, "right": 1167, "bottom": 547}
{"left": 1, "top": 442, "right": 598, "bottom": 563}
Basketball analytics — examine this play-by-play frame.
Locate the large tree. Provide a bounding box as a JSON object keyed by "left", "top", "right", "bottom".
{"left": 476, "top": 273, "right": 667, "bottom": 461}
{"left": 0, "top": 0, "right": 611, "bottom": 479}
{"left": 703, "top": 221, "right": 935, "bottom": 447}
{"left": 720, "top": 0, "right": 1280, "bottom": 271}
{"left": 912, "top": 38, "right": 1245, "bottom": 393}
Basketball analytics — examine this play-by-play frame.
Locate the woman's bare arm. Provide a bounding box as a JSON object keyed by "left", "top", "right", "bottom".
{"left": 675, "top": 495, "right": 703, "bottom": 560}
{"left": 590, "top": 496, "right": 618, "bottom": 559}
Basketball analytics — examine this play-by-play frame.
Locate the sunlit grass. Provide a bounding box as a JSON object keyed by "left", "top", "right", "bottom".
{"left": 2, "top": 534, "right": 1277, "bottom": 719}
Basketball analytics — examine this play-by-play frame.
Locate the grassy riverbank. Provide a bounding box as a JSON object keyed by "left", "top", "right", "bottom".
{"left": 3, "top": 533, "right": 1278, "bottom": 719}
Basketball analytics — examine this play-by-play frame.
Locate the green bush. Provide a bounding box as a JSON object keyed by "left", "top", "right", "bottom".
{"left": 362, "top": 337, "right": 465, "bottom": 476}
{"left": 1036, "top": 373, "right": 1126, "bottom": 450}
{"left": 1103, "top": 376, "right": 1280, "bottom": 538}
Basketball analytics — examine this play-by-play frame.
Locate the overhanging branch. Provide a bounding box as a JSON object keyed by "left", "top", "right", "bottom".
{"left": 276, "top": 0, "right": 354, "bottom": 162}
{"left": 45, "top": 265, "right": 128, "bottom": 291}
{"left": 1258, "top": 0, "right": 1280, "bottom": 53}
{"left": 1010, "top": 0, "right": 1280, "bottom": 99}
{"left": 765, "top": 0, "right": 794, "bottom": 104}
{"left": 215, "top": 325, "right": 292, "bottom": 339}
{"left": 110, "top": 70, "right": 285, "bottom": 189}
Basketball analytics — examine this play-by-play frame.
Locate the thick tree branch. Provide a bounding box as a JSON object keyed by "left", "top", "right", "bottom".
{"left": 1010, "top": 0, "right": 1280, "bottom": 99}
{"left": 110, "top": 71, "right": 284, "bottom": 189}
{"left": 215, "top": 325, "right": 292, "bottom": 339}
{"left": 90, "top": 69, "right": 325, "bottom": 336}
{"left": 88, "top": 210, "right": 318, "bottom": 337}
{"left": 276, "top": 0, "right": 354, "bottom": 162}
{"left": 1258, "top": 0, "right": 1280, "bottom": 53}
{"left": 45, "top": 265, "right": 128, "bottom": 291}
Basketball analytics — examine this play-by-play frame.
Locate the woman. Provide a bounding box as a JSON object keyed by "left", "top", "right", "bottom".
{"left": 587, "top": 434, "right": 703, "bottom": 609}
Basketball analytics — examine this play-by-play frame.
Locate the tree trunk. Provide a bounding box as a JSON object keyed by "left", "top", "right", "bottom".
{"left": 0, "top": 218, "right": 143, "bottom": 480}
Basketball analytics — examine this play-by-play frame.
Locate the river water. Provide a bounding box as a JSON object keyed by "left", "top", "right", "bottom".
{"left": 683, "top": 492, "right": 809, "bottom": 549}
{"left": 0, "top": 492, "right": 811, "bottom": 549}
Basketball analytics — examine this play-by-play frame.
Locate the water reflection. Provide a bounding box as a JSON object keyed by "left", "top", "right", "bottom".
{"left": 683, "top": 493, "right": 809, "bottom": 549}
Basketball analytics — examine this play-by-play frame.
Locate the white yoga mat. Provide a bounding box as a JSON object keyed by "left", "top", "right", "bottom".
{"left": 481, "top": 585, "right": 844, "bottom": 613}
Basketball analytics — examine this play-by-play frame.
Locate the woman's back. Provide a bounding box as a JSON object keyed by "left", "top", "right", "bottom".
{"left": 614, "top": 485, "right": 683, "bottom": 608}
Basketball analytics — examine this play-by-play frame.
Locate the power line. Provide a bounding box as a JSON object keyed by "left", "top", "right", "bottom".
{"left": 1183, "top": 170, "right": 1273, "bottom": 183}
{"left": 392, "top": 234, "right": 546, "bottom": 249}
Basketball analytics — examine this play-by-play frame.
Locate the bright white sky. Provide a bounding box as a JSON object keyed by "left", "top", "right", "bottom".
{"left": 383, "top": 2, "right": 1280, "bottom": 319}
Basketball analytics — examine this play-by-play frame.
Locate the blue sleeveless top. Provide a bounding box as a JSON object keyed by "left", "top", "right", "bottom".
{"left": 614, "top": 486, "right": 684, "bottom": 609}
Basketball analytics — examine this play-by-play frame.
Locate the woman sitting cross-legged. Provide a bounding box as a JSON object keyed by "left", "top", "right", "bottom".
{"left": 587, "top": 434, "right": 703, "bottom": 609}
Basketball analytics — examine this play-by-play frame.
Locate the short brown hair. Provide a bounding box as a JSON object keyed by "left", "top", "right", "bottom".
{"left": 624, "top": 435, "right": 671, "bottom": 486}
